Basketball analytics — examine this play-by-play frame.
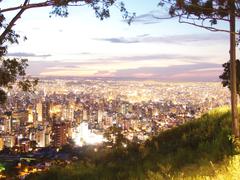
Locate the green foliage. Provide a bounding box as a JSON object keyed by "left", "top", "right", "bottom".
{"left": 161, "top": 0, "right": 238, "bottom": 18}
{"left": 0, "top": 163, "right": 5, "bottom": 172}
{"left": 219, "top": 59, "right": 240, "bottom": 95}
{"left": 0, "top": 57, "right": 38, "bottom": 104}
{"left": 104, "top": 125, "right": 130, "bottom": 150}
{"left": 28, "top": 107, "right": 240, "bottom": 180}
{"left": 158, "top": 0, "right": 240, "bottom": 33}
{"left": 50, "top": 0, "right": 133, "bottom": 21}
{"left": 228, "top": 135, "right": 240, "bottom": 154}
{"left": 0, "top": 58, "right": 27, "bottom": 87}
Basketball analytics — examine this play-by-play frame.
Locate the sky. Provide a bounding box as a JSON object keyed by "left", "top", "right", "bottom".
{"left": 2, "top": 0, "right": 238, "bottom": 81}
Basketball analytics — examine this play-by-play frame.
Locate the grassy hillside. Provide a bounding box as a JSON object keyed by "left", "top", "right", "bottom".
{"left": 28, "top": 107, "right": 240, "bottom": 180}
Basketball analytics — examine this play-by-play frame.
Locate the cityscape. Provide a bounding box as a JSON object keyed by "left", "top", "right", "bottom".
{"left": 0, "top": 79, "right": 230, "bottom": 178}
{"left": 0, "top": 0, "right": 239, "bottom": 179}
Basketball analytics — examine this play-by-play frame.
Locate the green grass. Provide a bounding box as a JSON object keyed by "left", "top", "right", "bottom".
{"left": 28, "top": 106, "right": 240, "bottom": 180}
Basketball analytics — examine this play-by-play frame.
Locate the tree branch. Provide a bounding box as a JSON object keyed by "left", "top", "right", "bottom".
{"left": 0, "top": 0, "right": 88, "bottom": 14}
{"left": 153, "top": 14, "right": 230, "bottom": 22}
{"left": 160, "top": 0, "right": 240, "bottom": 18}
{"left": 152, "top": 13, "right": 236, "bottom": 34}
{"left": 0, "top": 1, "right": 54, "bottom": 13}
{"left": 0, "top": 0, "right": 30, "bottom": 44}
{"left": 178, "top": 16, "right": 231, "bottom": 33}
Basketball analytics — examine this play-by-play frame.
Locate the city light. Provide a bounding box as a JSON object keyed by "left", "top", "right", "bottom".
{"left": 0, "top": 79, "right": 230, "bottom": 179}
{"left": 72, "top": 122, "right": 105, "bottom": 147}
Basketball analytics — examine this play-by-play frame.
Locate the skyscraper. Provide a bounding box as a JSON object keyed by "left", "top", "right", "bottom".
{"left": 36, "top": 102, "right": 43, "bottom": 122}
{"left": 52, "top": 121, "right": 68, "bottom": 147}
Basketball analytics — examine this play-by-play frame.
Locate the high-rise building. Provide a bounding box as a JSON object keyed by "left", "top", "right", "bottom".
{"left": 4, "top": 117, "right": 11, "bottom": 133}
{"left": 11, "top": 118, "right": 20, "bottom": 131}
{"left": 44, "top": 123, "right": 51, "bottom": 147}
{"left": 3, "top": 135, "right": 16, "bottom": 148}
{"left": 45, "top": 133, "right": 51, "bottom": 147}
{"left": 83, "top": 109, "right": 88, "bottom": 121}
{"left": 68, "top": 107, "right": 74, "bottom": 121}
{"left": 36, "top": 130, "right": 45, "bottom": 147}
{"left": 121, "top": 104, "right": 128, "bottom": 115}
{"left": 74, "top": 110, "right": 82, "bottom": 124}
{"left": 52, "top": 121, "right": 68, "bottom": 147}
{"left": 13, "top": 111, "right": 28, "bottom": 126}
{"left": 4, "top": 112, "right": 12, "bottom": 133}
{"left": 62, "top": 106, "right": 74, "bottom": 121}
{"left": 28, "top": 106, "right": 34, "bottom": 123}
{"left": 36, "top": 102, "right": 43, "bottom": 122}
{"left": 97, "top": 110, "right": 103, "bottom": 123}
{"left": 0, "top": 138, "right": 4, "bottom": 151}
{"left": 42, "top": 100, "right": 51, "bottom": 121}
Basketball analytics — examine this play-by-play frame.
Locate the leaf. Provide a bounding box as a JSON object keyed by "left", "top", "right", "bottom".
{"left": 210, "top": 18, "right": 217, "bottom": 25}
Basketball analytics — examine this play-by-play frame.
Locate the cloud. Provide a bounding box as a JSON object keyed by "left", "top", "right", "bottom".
{"left": 27, "top": 61, "right": 60, "bottom": 75}
{"left": 108, "top": 54, "right": 207, "bottom": 62}
{"left": 26, "top": 60, "right": 223, "bottom": 81}
{"left": 112, "top": 63, "right": 222, "bottom": 81}
{"left": 32, "top": 27, "right": 41, "bottom": 31}
{"left": 25, "top": 52, "right": 213, "bottom": 76}
{"left": 127, "top": 10, "right": 168, "bottom": 24}
{"left": 7, "top": 52, "right": 51, "bottom": 58}
{"left": 96, "top": 33, "right": 228, "bottom": 44}
{"left": 94, "top": 70, "right": 115, "bottom": 77}
{"left": 145, "top": 33, "right": 227, "bottom": 44}
{"left": 137, "top": 34, "right": 149, "bottom": 37}
{"left": 63, "top": 52, "right": 94, "bottom": 56}
{"left": 79, "top": 52, "right": 92, "bottom": 55}
{"left": 96, "top": 37, "right": 139, "bottom": 44}
{"left": 63, "top": 53, "right": 208, "bottom": 64}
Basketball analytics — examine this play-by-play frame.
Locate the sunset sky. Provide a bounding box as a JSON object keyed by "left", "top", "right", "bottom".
{"left": 3, "top": 0, "right": 237, "bottom": 81}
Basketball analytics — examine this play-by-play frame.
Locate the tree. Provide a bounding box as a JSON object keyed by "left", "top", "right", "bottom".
{"left": 220, "top": 59, "right": 240, "bottom": 96}
{"left": 156, "top": 0, "right": 240, "bottom": 137}
{"left": 104, "top": 125, "right": 130, "bottom": 150}
{"left": 0, "top": 0, "right": 131, "bottom": 104}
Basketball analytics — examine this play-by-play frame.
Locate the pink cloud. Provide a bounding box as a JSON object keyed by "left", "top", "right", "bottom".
{"left": 170, "top": 69, "right": 222, "bottom": 80}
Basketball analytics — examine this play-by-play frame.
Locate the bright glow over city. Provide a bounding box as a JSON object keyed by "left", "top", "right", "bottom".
{"left": 72, "top": 122, "right": 104, "bottom": 147}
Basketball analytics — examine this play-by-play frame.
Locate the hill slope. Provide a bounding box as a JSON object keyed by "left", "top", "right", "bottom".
{"left": 28, "top": 107, "right": 240, "bottom": 179}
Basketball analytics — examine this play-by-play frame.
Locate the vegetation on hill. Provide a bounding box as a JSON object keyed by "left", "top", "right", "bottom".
{"left": 28, "top": 107, "right": 240, "bottom": 179}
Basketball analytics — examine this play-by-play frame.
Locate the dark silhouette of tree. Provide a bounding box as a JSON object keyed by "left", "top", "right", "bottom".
{"left": 30, "top": 140, "right": 38, "bottom": 151}
{"left": 156, "top": 0, "right": 239, "bottom": 33}
{"left": 0, "top": 0, "right": 132, "bottom": 104}
{"left": 220, "top": 60, "right": 240, "bottom": 95}
{"left": 104, "top": 125, "right": 130, "bottom": 150}
{"left": 155, "top": 0, "right": 240, "bottom": 137}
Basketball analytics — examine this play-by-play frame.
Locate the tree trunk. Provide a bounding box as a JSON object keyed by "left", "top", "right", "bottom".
{"left": 230, "top": 1, "right": 239, "bottom": 137}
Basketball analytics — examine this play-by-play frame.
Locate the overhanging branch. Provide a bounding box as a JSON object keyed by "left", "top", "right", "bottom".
{"left": 0, "top": 1, "right": 53, "bottom": 13}
{"left": 160, "top": 0, "right": 240, "bottom": 17}
{"left": 0, "top": 0, "right": 87, "bottom": 14}
{"left": 0, "top": 0, "right": 30, "bottom": 44}
{"left": 178, "top": 16, "right": 230, "bottom": 33}
{"left": 152, "top": 13, "right": 237, "bottom": 34}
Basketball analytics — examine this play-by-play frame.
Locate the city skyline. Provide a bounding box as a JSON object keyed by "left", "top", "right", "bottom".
{"left": 0, "top": 1, "right": 239, "bottom": 178}
{"left": 3, "top": 0, "right": 236, "bottom": 81}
